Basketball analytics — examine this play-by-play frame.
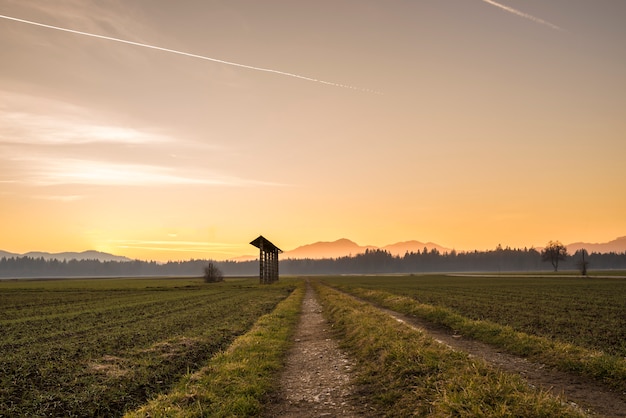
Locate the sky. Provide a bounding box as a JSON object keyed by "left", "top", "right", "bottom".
{"left": 1, "top": 0, "right": 625, "bottom": 261}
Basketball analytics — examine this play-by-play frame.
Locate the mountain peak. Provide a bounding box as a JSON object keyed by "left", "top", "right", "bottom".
{"left": 283, "top": 238, "right": 374, "bottom": 259}
{"left": 283, "top": 238, "right": 449, "bottom": 259}
{"left": 334, "top": 238, "right": 358, "bottom": 245}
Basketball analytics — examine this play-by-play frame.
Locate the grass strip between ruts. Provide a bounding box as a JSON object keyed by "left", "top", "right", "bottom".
{"left": 334, "top": 285, "right": 626, "bottom": 393}
{"left": 124, "top": 282, "right": 304, "bottom": 418}
{"left": 313, "top": 282, "right": 584, "bottom": 417}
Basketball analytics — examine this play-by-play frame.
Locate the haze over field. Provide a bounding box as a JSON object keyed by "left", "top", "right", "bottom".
{"left": 1, "top": 1, "right": 625, "bottom": 262}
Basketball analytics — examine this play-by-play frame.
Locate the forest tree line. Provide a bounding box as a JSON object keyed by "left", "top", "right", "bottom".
{"left": 1, "top": 247, "right": 626, "bottom": 278}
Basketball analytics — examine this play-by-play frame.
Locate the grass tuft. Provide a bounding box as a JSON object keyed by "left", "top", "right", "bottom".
{"left": 343, "top": 286, "right": 626, "bottom": 393}
{"left": 314, "top": 282, "right": 584, "bottom": 417}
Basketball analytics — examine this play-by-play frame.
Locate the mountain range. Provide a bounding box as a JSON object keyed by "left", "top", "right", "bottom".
{"left": 0, "top": 250, "right": 131, "bottom": 262}
{"left": 281, "top": 238, "right": 449, "bottom": 259}
{"left": 2, "top": 236, "right": 625, "bottom": 262}
{"left": 565, "top": 236, "right": 626, "bottom": 255}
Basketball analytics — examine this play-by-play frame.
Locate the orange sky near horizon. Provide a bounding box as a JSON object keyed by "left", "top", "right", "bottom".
{"left": 1, "top": 1, "right": 625, "bottom": 262}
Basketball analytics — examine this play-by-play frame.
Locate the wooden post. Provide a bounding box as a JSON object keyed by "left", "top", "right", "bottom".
{"left": 259, "top": 240, "right": 264, "bottom": 284}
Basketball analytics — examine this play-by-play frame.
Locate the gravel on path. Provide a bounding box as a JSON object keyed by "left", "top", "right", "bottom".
{"left": 263, "top": 283, "right": 374, "bottom": 417}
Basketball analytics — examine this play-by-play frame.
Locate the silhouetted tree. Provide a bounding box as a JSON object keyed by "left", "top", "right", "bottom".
{"left": 576, "top": 249, "right": 589, "bottom": 276}
{"left": 541, "top": 240, "right": 568, "bottom": 271}
{"left": 4, "top": 248, "right": 626, "bottom": 278}
{"left": 203, "top": 262, "right": 224, "bottom": 283}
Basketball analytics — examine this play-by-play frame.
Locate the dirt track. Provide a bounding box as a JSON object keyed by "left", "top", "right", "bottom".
{"left": 264, "top": 284, "right": 626, "bottom": 417}
{"left": 263, "top": 283, "right": 374, "bottom": 417}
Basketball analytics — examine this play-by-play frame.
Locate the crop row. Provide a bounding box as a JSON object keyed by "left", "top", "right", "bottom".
{"left": 324, "top": 275, "right": 626, "bottom": 357}
{"left": 0, "top": 277, "right": 296, "bottom": 417}
{"left": 1, "top": 291, "right": 236, "bottom": 349}
{"left": 126, "top": 282, "right": 306, "bottom": 417}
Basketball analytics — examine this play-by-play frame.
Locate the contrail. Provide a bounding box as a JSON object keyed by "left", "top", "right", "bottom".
{"left": 480, "top": 0, "right": 564, "bottom": 32}
{"left": 0, "top": 14, "right": 378, "bottom": 93}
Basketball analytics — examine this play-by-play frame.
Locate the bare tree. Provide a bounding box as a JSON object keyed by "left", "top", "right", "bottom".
{"left": 203, "top": 262, "right": 224, "bottom": 283}
{"left": 541, "top": 241, "right": 568, "bottom": 272}
{"left": 576, "top": 249, "right": 589, "bottom": 276}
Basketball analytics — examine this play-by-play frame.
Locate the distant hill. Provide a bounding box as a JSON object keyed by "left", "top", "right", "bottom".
{"left": 0, "top": 250, "right": 132, "bottom": 262}
{"left": 282, "top": 238, "right": 450, "bottom": 260}
{"left": 283, "top": 238, "right": 376, "bottom": 259}
{"left": 566, "top": 236, "right": 626, "bottom": 254}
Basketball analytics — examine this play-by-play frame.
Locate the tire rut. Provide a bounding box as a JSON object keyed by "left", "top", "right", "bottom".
{"left": 349, "top": 290, "right": 626, "bottom": 417}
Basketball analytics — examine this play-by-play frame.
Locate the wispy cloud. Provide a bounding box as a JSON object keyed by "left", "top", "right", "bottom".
{"left": 0, "top": 13, "right": 377, "bottom": 93}
{"left": 1, "top": 0, "right": 149, "bottom": 43}
{"left": 0, "top": 91, "right": 283, "bottom": 190}
{"left": 480, "top": 0, "right": 564, "bottom": 32}
{"left": 8, "top": 157, "right": 281, "bottom": 187}
{"left": 2, "top": 112, "right": 168, "bottom": 146}
{"left": 0, "top": 92, "right": 169, "bottom": 146}
{"left": 110, "top": 239, "right": 245, "bottom": 255}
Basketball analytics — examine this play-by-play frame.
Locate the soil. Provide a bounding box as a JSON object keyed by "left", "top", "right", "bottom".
{"left": 263, "top": 283, "right": 375, "bottom": 417}
{"left": 264, "top": 283, "right": 626, "bottom": 417}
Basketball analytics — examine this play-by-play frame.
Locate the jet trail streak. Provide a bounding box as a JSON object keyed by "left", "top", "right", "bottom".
{"left": 0, "top": 14, "right": 376, "bottom": 93}
{"left": 480, "top": 0, "right": 564, "bottom": 32}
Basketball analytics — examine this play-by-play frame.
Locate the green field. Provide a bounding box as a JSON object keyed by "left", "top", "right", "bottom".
{"left": 0, "top": 277, "right": 296, "bottom": 417}
{"left": 323, "top": 274, "right": 626, "bottom": 357}
{"left": 2, "top": 274, "right": 624, "bottom": 416}
{"left": 321, "top": 274, "right": 626, "bottom": 394}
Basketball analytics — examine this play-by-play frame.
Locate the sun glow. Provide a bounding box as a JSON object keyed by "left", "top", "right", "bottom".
{"left": 0, "top": 2, "right": 624, "bottom": 261}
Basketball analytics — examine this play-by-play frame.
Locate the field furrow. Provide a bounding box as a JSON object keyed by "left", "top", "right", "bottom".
{"left": 325, "top": 275, "right": 626, "bottom": 357}
{"left": 0, "top": 277, "right": 296, "bottom": 417}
